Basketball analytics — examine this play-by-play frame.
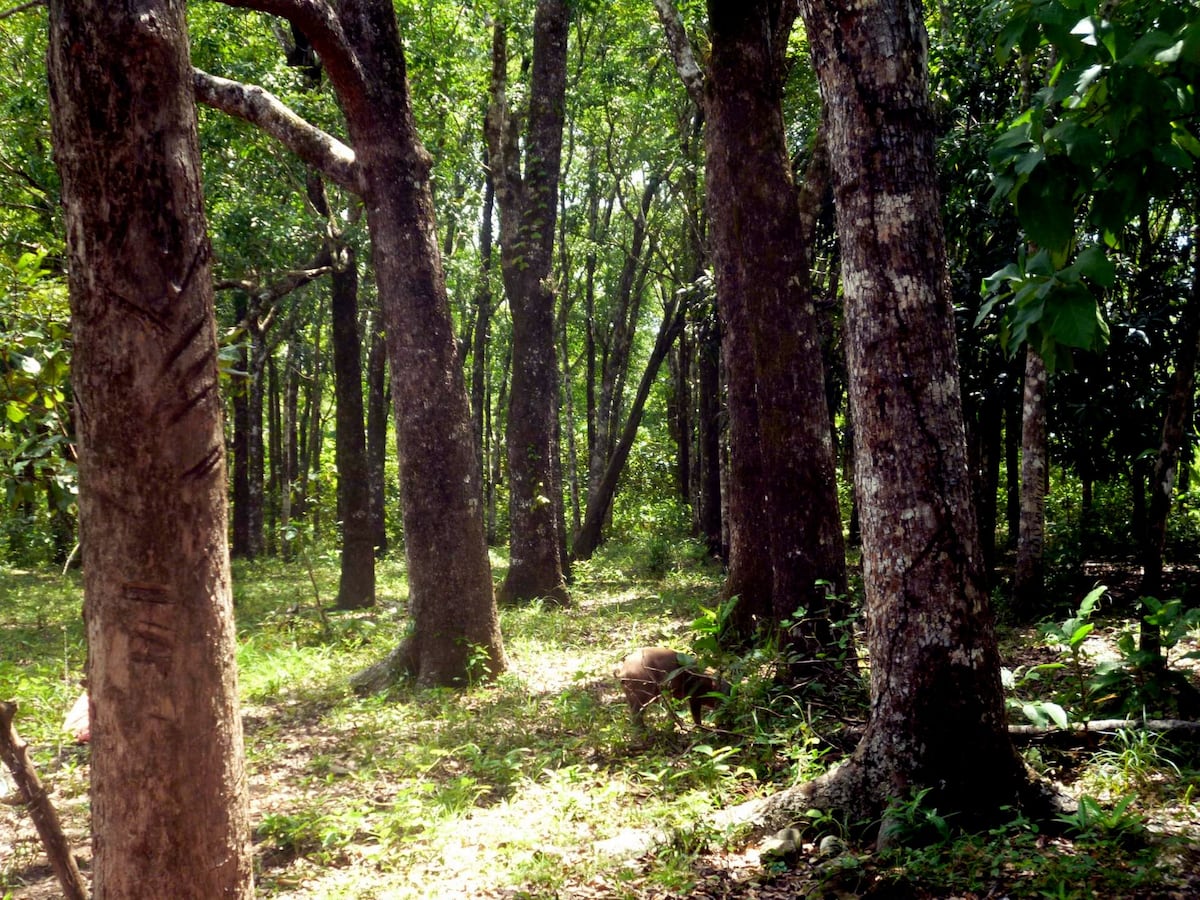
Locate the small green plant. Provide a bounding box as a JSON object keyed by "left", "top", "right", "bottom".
{"left": 1037, "top": 584, "right": 1106, "bottom": 720}
{"left": 1055, "top": 794, "right": 1145, "bottom": 843}
{"left": 1090, "top": 597, "right": 1200, "bottom": 716}
{"left": 879, "top": 787, "right": 954, "bottom": 847}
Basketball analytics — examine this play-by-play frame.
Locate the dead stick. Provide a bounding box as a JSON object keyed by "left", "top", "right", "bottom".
{"left": 0, "top": 700, "right": 89, "bottom": 900}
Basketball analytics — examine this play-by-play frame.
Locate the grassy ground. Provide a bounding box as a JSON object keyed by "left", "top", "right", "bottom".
{"left": 2, "top": 539, "right": 1199, "bottom": 898}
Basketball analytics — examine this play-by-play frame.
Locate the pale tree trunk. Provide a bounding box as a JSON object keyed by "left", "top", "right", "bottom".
{"left": 783, "top": 0, "right": 1035, "bottom": 835}
{"left": 487, "top": 3, "right": 571, "bottom": 604}
{"left": 47, "top": 0, "right": 252, "bottom": 894}
{"left": 1013, "top": 346, "right": 1048, "bottom": 619}
{"left": 209, "top": 0, "right": 505, "bottom": 686}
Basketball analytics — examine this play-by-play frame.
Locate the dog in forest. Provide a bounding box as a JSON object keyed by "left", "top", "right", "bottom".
{"left": 615, "top": 646, "right": 729, "bottom": 729}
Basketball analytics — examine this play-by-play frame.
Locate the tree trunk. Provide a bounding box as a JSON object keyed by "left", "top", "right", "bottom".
{"left": 1140, "top": 217, "right": 1200, "bottom": 658}
{"left": 365, "top": 309, "right": 390, "bottom": 556}
{"left": 795, "top": 0, "right": 1032, "bottom": 834}
{"left": 334, "top": 0, "right": 504, "bottom": 686}
{"left": 46, "top": 1, "right": 252, "bottom": 893}
{"left": 471, "top": 161, "right": 495, "bottom": 522}
{"left": 231, "top": 292, "right": 252, "bottom": 558}
{"left": 695, "top": 307, "right": 723, "bottom": 556}
{"left": 573, "top": 301, "right": 686, "bottom": 559}
{"left": 330, "top": 245, "right": 375, "bottom": 608}
{"left": 657, "top": 1, "right": 849, "bottom": 652}
{"left": 1013, "top": 346, "right": 1048, "bottom": 619}
{"left": 487, "top": 4, "right": 571, "bottom": 605}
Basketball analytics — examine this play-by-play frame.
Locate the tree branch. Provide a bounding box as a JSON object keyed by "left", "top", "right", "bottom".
{"left": 0, "top": 0, "right": 44, "bottom": 22}
{"left": 213, "top": 0, "right": 367, "bottom": 108}
{"left": 652, "top": 0, "right": 705, "bottom": 108}
{"left": 193, "top": 69, "right": 365, "bottom": 196}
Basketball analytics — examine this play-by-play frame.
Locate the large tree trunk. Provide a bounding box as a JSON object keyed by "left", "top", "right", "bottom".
{"left": 657, "top": 1, "right": 850, "bottom": 653}
{"left": 335, "top": 0, "right": 504, "bottom": 686}
{"left": 793, "top": 0, "right": 1033, "bottom": 834}
{"left": 1013, "top": 346, "right": 1048, "bottom": 619}
{"left": 329, "top": 244, "right": 375, "bottom": 608}
{"left": 487, "top": 4, "right": 571, "bottom": 605}
{"left": 46, "top": 1, "right": 252, "bottom": 894}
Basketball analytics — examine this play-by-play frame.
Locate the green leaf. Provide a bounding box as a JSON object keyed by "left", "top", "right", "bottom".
{"left": 1015, "top": 163, "right": 1077, "bottom": 253}
{"left": 1063, "top": 245, "right": 1115, "bottom": 287}
{"left": 1041, "top": 284, "right": 1108, "bottom": 350}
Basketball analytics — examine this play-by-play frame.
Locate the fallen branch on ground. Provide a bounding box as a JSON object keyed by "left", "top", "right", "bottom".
{"left": 0, "top": 700, "right": 89, "bottom": 900}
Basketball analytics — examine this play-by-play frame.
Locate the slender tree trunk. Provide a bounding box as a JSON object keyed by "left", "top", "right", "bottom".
{"left": 330, "top": 245, "right": 375, "bottom": 608}
{"left": 365, "top": 310, "right": 389, "bottom": 555}
{"left": 336, "top": 0, "right": 505, "bottom": 686}
{"left": 471, "top": 162, "right": 495, "bottom": 519}
{"left": 47, "top": 1, "right": 252, "bottom": 893}
{"left": 573, "top": 302, "right": 686, "bottom": 559}
{"left": 1005, "top": 363, "right": 1022, "bottom": 547}
{"left": 247, "top": 328, "right": 267, "bottom": 556}
{"left": 231, "top": 292, "right": 252, "bottom": 558}
{"left": 1013, "top": 346, "right": 1048, "bottom": 619}
{"left": 789, "top": 0, "right": 1032, "bottom": 834}
{"left": 695, "top": 308, "right": 723, "bottom": 556}
{"left": 487, "top": 4, "right": 571, "bottom": 605}
{"left": 267, "top": 353, "right": 281, "bottom": 555}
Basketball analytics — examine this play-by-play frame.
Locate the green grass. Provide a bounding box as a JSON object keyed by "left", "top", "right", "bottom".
{"left": 2, "top": 537, "right": 1199, "bottom": 898}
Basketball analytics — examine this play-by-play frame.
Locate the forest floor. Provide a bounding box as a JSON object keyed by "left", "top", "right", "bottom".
{"left": 2, "top": 543, "right": 1200, "bottom": 899}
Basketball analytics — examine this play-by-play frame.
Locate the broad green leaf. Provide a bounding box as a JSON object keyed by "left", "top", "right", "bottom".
{"left": 1041, "top": 284, "right": 1109, "bottom": 350}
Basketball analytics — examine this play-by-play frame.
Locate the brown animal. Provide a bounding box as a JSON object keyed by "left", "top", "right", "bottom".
{"left": 615, "top": 647, "right": 729, "bottom": 728}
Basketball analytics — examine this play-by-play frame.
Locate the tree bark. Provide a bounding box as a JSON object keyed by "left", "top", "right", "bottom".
{"left": 46, "top": 0, "right": 253, "bottom": 892}
{"left": 329, "top": 244, "right": 375, "bottom": 608}
{"left": 231, "top": 292, "right": 253, "bottom": 558}
{"left": 1013, "top": 346, "right": 1048, "bottom": 619}
{"left": 658, "top": 1, "right": 850, "bottom": 654}
{"left": 487, "top": 4, "right": 571, "bottom": 605}
{"left": 573, "top": 300, "right": 686, "bottom": 559}
{"left": 796, "top": 0, "right": 1032, "bottom": 835}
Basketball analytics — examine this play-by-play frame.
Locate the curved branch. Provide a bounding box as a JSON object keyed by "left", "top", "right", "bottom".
{"left": 652, "top": 0, "right": 705, "bottom": 108}
{"left": 193, "top": 69, "right": 365, "bottom": 196}
{"left": 214, "top": 0, "right": 368, "bottom": 112}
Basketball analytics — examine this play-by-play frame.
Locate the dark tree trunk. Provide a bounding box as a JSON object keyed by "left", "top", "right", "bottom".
{"left": 365, "top": 309, "right": 389, "bottom": 555}
{"left": 1013, "top": 346, "right": 1048, "bottom": 620}
{"left": 332, "top": 0, "right": 505, "bottom": 686}
{"left": 1005, "top": 364, "right": 1022, "bottom": 547}
{"left": 695, "top": 307, "right": 723, "bottom": 556}
{"left": 1140, "top": 218, "right": 1200, "bottom": 658}
{"left": 573, "top": 302, "right": 686, "bottom": 559}
{"left": 267, "top": 353, "right": 281, "bottom": 554}
{"left": 661, "top": 1, "right": 850, "bottom": 654}
{"left": 330, "top": 245, "right": 375, "bottom": 608}
{"left": 246, "top": 328, "right": 267, "bottom": 557}
{"left": 487, "top": 4, "right": 571, "bottom": 605}
{"left": 46, "top": 0, "right": 252, "bottom": 893}
{"left": 231, "top": 292, "right": 252, "bottom": 558}
{"left": 795, "top": 0, "right": 1032, "bottom": 833}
